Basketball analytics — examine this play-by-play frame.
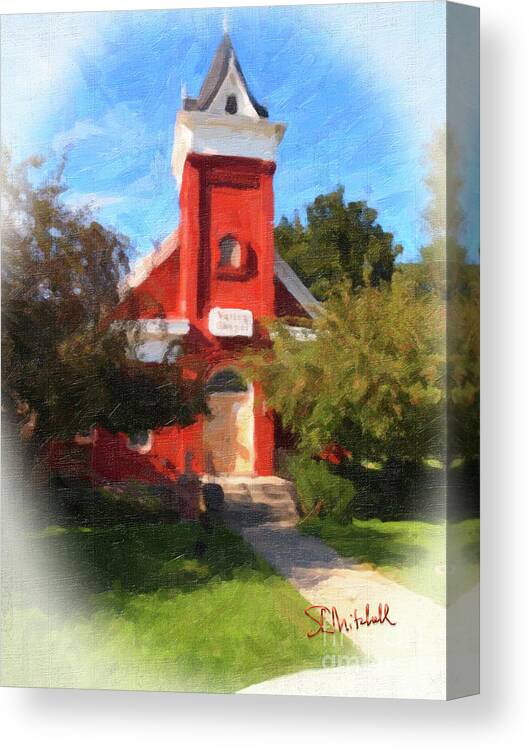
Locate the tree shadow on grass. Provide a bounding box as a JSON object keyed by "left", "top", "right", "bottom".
{"left": 4, "top": 477, "right": 361, "bottom": 693}
{"left": 36, "top": 521, "right": 272, "bottom": 604}
{"left": 23, "top": 482, "right": 274, "bottom": 616}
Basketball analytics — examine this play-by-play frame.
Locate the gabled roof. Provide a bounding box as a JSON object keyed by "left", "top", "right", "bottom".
{"left": 183, "top": 33, "right": 269, "bottom": 119}
{"left": 118, "top": 229, "right": 180, "bottom": 297}
{"left": 119, "top": 235, "right": 320, "bottom": 319}
{"left": 274, "top": 253, "right": 321, "bottom": 318}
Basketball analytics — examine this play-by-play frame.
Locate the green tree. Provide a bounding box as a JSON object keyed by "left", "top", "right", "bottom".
{"left": 257, "top": 130, "right": 478, "bottom": 521}
{"left": 254, "top": 131, "right": 478, "bottom": 520}
{"left": 275, "top": 187, "right": 403, "bottom": 299}
{"left": 247, "top": 272, "right": 445, "bottom": 470}
{"left": 1, "top": 152, "right": 206, "bottom": 463}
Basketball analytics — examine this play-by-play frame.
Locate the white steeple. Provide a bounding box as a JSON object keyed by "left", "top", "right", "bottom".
{"left": 172, "top": 33, "right": 286, "bottom": 186}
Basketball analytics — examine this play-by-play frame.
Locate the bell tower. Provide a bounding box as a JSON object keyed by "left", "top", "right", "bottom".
{"left": 172, "top": 33, "right": 286, "bottom": 330}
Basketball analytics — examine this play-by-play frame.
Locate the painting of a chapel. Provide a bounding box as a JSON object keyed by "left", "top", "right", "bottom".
{"left": 78, "top": 32, "right": 319, "bottom": 486}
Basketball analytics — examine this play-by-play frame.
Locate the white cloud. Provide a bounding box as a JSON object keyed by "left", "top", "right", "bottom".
{"left": 52, "top": 120, "right": 104, "bottom": 154}
{"left": 1, "top": 13, "right": 112, "bottom": 153}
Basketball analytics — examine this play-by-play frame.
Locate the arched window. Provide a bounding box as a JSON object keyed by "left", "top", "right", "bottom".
{"left": 126, "top": 430, "right": 153, "bottom": 454}
{"left": 206, "top": 368, "right": 247, "bottom": 395}
{"left": 218, "top": 235, "right": 242, "bottom": 269}
{"left": 225, "top": 94, "right": 238, "bottom": 114}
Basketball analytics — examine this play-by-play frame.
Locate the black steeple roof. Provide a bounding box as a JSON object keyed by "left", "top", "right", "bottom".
{"left": 183, "top": 33, "right": 269, "bottom": 119}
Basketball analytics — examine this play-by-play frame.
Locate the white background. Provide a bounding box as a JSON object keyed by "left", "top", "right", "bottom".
{"left": 0, "top": 0, "right": 528, "bottom": 747}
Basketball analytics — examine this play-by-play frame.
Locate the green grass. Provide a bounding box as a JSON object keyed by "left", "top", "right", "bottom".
{"left": 2, "top": 518, "right": 358, "bottom": 692}
{"left": 300, "top": 517, "right": 480, "bottom": 606}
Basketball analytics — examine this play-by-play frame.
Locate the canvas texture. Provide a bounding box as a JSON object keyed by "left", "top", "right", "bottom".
{"left": 0, "top": 1, "right": 480, "bottom": 700}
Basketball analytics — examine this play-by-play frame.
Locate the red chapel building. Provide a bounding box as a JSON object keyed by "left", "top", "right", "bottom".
{"left": 85, "top": 34, "right": 319, "bottom": 485}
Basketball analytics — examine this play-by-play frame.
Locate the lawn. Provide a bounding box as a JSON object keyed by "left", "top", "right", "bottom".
{"left": 2, "top": 511, "right": 358, "bottom": 692}
{"left": 300, "top": 517, "right": 480, "bottom": 606}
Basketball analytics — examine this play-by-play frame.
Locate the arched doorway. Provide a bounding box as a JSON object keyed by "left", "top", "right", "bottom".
{"left": 203, "top": 368, "right": 255, "bottom": 476}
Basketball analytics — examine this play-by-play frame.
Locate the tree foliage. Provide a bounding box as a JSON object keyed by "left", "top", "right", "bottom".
{"left": 256, "top": 129, "right": 479, "bottom": 505}
{"left": 1, "top": 152, "right": 206, "bottom": 454}
{"left": 275, "top": 187, "right": 403, "bottom": 299}
{"left": 247, "top": 271, "right": 446, "bottom": 467}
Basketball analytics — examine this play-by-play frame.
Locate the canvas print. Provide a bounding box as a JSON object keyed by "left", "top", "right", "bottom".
{"left": 0, "top": 2, "right": 479, "bottom": 700}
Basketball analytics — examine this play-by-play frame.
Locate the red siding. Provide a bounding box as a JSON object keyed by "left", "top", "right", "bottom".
{"left": 55, "top": 153, "right": 306, "bottom": 487}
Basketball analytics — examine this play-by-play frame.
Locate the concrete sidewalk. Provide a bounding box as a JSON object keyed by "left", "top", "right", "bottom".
{"left": 218, "top": 477, "right": 447, "bottom": 700}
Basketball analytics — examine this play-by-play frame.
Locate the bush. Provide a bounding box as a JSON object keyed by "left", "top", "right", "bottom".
{"left": 288, "top": 455, "right": 356, "bottom": 522}
{"left": 48, "top": 479, "right": 174, "bottom": 527}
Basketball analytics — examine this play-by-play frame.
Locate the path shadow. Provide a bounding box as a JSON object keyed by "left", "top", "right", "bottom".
{"left": 222, "top": 492, "right": 428, "bottom": 590}
{"left": 11, "top": 478, "right": 277, "bottom": 619}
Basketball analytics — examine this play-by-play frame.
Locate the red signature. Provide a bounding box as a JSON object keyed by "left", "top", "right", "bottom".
{"left": 304, "top": 603, "right": 397, "bottom": 638}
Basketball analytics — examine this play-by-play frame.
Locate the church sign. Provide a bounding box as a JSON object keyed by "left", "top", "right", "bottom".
{"left": 208, "top": 307, "right": 253, "bottom": 337}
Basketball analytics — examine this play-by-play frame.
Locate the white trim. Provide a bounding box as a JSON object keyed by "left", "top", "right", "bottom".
{"left": 134, "top": 319, "right": 190, "bottom": 337}
{"left": 270, "top": 325, "right": 317, "bottom": 342}
{"left": 285, "top": 325, "right": 317, "bottom": 341}
{"left": 274, "top": 252, "right": 322, "bottom": 318}
{"left": 112, "top": 318, "right": 190, "bottom": 337}
{"left": 112, "top": 318, "right": 189, "bottom": 363}
{"left": 119, "top": 229, "right": 179, "bottom": 295}
{"left": 172, "top": 110, "right": 286, "bottom": 186}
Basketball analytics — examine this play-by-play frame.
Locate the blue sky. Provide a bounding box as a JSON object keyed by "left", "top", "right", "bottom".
{"left": 1, "top": 2, "right": 479, "bottom": 262}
